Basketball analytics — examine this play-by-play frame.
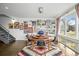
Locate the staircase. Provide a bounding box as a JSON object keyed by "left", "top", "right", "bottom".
{"left": 0, "top": 24, "right": 15, "bottom": 44}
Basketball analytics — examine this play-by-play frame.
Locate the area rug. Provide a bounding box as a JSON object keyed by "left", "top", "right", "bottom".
{"left": 17, "top": 50, "right": 32, "bottom": 56}
{"left": 28, "top": 46, "right": 53, "bottom": 55}
{"left": 17, "top": 46, "right": 62, "bottom": 56}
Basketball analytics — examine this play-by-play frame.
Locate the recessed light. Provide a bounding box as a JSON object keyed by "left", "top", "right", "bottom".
{"left": 5, "top": 6, "right": 8, "bottom": 9}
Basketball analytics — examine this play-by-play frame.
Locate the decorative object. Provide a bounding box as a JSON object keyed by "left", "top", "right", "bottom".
{"left": 19, "top": 23, "right": 24, "bottom": 30}
{"left": 37, "top": 30, "right": 44, "bottom": 36}
{"left": 24, "top": 21, "right": 28, "bottom": 33}
{"left": 42, "top": 20, "right": 46, "bottom": 26}
{"left": 14, "top": 22, "right": 20, "bottom": 29}
{"left": 37, "top": 20, "right": 41, "bottom": 26}
{"left": 38, "top": 7, "right": 43, "bottom": 14}
{"left": 8, "top": 23, "right": 13, "bottom": 29}
{"left": 23, "top": 21, "right": 33, "bottom": 33}
{"left": 32, "top": 21, "right": 36, "bottom": 26}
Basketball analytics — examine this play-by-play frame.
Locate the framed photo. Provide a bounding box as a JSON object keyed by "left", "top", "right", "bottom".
{"left": 14, "top": 22, "right": 20, "bottom": 29}
{"left": 37, "top": 20, "right": 41, "bottom": 26}
{"left": 41, "top": 20, "right": 46, "bottom": 26}
{"left": 19, "top": 23, "right": 24, "bottom": 30}
{"left": 8, "top": 23, "right": 13, "bottom": 29}
{"left": 23, "top": 21, "right": 28, "bottom": 33}
{"left": 32, "top": 21, "right": 36, "bottom": 26}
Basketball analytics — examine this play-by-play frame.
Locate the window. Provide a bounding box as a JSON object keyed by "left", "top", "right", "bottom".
{"left": 66, "top": 14, "right": 76, "bottom": 38}
{"left": 60, "top": 9, "right": 79, "bottom": 56}
{"left": 60, "top": 19, "right": 65, "bottom": 35}
{"left": 60, "top": 11, "right": 76, "bottom": 38}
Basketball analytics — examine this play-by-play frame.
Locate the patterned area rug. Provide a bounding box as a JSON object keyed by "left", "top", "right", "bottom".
{"left": 28, "top": 46, "right": 53, "bottom": 55}
{"left": 17, "top": 46, "right": 62, "bottom": 56}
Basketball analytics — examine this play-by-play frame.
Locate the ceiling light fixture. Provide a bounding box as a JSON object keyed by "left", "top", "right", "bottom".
{"left": 12, "top": 19, "right": 16, "bottom": 23}
{"left": 39, "top": 7, "right": 43, "bottom": 14}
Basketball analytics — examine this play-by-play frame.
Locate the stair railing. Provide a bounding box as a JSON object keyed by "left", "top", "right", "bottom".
{"left": 0, "top": 24, "right": 9, "bottom": 33}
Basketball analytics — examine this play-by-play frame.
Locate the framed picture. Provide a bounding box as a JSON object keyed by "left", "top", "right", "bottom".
{"left": 14, "top": 22, "right": 20, "bottom": 29}
{"left": 32, "top": 21, "right": 36, "bottom": 26}
{"left": 41, "top": 20, "right": 46, "bottom": 26}
{"left": 19, "top": 23, "right": 24, "bottom": 30}
{"left": 8, "top": 23, "right": 13, "bottom": 29}
{"left": 37, "top": 20, "right": 41, "bottom": 26}
{"left": 23, "top": 21, "right": 28, "bottom": 33}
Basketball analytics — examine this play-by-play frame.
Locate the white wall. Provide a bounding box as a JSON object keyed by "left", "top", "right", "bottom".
{"left": 9, "top": 29, "right": 26, "bottom": 40}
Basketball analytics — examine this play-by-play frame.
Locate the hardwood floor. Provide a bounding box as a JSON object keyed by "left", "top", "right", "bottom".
{"left": 0, "top": 40, "right": 27, "bottom": 56}
{"left": 0, "top": 40, "right": 76, "bottom": 56}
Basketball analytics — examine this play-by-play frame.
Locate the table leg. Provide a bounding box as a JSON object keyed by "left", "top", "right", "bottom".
{"left": 31, "top": 41, "right": 35, "bottom": 49}
{"left": 48, "top": 40, "right": 51, "bottom": 50}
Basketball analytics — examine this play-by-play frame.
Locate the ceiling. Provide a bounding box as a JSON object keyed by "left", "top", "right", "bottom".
{"left": 0, "top": 3, "right": 76, "bottom": 18}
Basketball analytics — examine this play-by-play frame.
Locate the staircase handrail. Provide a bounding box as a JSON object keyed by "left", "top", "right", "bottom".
{"left": 0, "top": 24, "right": 9, "bottom": 33}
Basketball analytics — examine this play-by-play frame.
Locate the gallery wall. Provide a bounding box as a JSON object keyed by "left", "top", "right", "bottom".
{"left": 0, "top": 16, "right": 55, "bottom": 40}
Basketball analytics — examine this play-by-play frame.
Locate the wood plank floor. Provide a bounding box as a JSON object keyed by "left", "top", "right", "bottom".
{"left": 0, "top": 40, "right": 76, "bottom": 56}
{"left": 0, "top": 40, "right": 27, "bottom": 56}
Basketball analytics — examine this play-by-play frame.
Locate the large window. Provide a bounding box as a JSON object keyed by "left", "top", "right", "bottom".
{"left": 60, "top": 11, "right": 76, "bottom": 38}
{"left": 66, "top": 13, "right": 76, "bottom": 38}
{"left": 60, "top": 9, "right": 79, "bottom": 55}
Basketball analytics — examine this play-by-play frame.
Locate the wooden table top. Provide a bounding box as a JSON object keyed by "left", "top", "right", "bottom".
{"left": 32, "top": 35, "right": 51, "bottom": 41}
